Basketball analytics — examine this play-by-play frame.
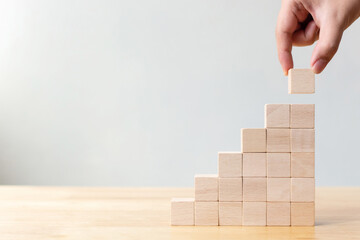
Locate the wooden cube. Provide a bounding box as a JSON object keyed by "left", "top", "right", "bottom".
{"left": 265, "top": 104, "right": 290, "bottom": 128}
{"left": 267, "top": 153, "right": 290, "bottom": 177}
{"left": 194, "top": 174, "right": 218, "bottom": 201}
{"left": 267, "top": 202, "right": 290, "bottom": 226}
{"left": 288, "top": 69, "right": 315, "bottom": 94}
{"left": 171, "top": 198, "right": 194, "bottom": 225}
{"left": 267, "top": 129, "right": 290, "bottom": 152}
{"left": 243, "top": 153, "right": 266, "bottom": 177}
{"left": 291, "top": 152, "right": 315, "bottom": 178}
{"left": 243, "top": 178, "right": 267, "bottom": 202}
{"left": 195, "top": 202, "right": 219, "bottom": 226}
{"left": 243, "top": 202, "right": 266, "bottom": 226}
{"left": 291, "top": 202, "right": 315, "bottom": 226}
{"left": 219, "top": 178, "right": 242, "bottom": 202}
{"left": 290, "top": 129, "right": 315, "bottom": 152}
{"left": 291, "top": 178, "right": 315, "bottom": 202}
{"left": 219, "top": 202, "right": 242, "bottom": 225}
{"left": 290, "top": 104, "right": 315, "bottom": 129}
{"left": 241, "top": 128, "right": 266, "bottom": 153}
{"left": 218, "top": 152, "right": 242, "bottom": 178}
{"left": 267, "top": 178, "right": 290, "bottom": 202}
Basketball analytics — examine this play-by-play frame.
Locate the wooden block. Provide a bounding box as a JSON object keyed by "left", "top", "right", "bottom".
{"left": 290, "top": 104, "right": 315, "bottom": 129}
{"left": 243, "top": 202, "right": 266, "bottom": 226}
{"left": 267, "top": 202, "right": 290, "bottom": 226}
{"left": 194, "top": 174, "right": 218, "bottom": 201}
{"left": 291, "top": 152, "right": 315, "bottom": 178}
{"left": 219, "top": 178, "right": 242, "bottom": 202}
{"left": 267, "top": 178, "right": 290, "bottom": 202}
{"left": 219, "top": 202, "right": 242, "bottom": 225}
{"left": 267, "top": 153, "right": 290, "bottom": 177}
{"left": 291, "top": 202, "right": 315, "bottom": 226}
{"left": 195, "top": 202, "right": 219, "bottom": 226}
{"left": 265, "top": 104, "right": 290, "bottom": 128}
{"left": 243, "top": 153, "right": 266, "bottom": 177}
{"left": 290, "top": 129, "right": 315, "bottom": 152}
{"left": 291, "top": 178, "right": 315, "bottom": 202}
{"left": 171, "top": 198, "right": 194, "bottom": 226}
{"left": 288, "top": 69, "right": 315, "bottom": 94}
{"left": 267, "top": 129, "right": 290, "bottom": 152}
{"left": 218, "top": 152, "right": 242, "bottom": 178}
{"left": 241, "top": 128, "right": 266, "bottom": 153}
{"left": 243, "top": 178, "right": 267, "bottom": 202}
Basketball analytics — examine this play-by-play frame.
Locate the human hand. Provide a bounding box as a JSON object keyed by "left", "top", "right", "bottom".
{"left": 276, "top": 0, "right": 360, "bottom": 75}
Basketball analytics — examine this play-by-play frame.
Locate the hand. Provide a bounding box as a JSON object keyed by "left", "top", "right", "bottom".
{"left": 276, "top": 0, "right": 360, "bottom": 75}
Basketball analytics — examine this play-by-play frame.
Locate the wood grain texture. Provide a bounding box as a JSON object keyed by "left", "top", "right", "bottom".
{"left": 290, "top": 129, "right": 315, "bottom": 152}
{"left": 267, "top": 202, "right": 290, "bottom": 226}
{"left": 219, "top": 202, "right": 243, "bottom": 226}
{"left": 267, "top": 129, "right": 290, "bottom": 152}
{"left": 291, "top": 202, "right": 315, "bottom": 226}
{"left": 194, "top": 174, "right": 218, "bottom": 201}
{"left": 291, "top": 152, "right": 315, "bottom": 178}
{"left": 290, "top": 104, "right": 315, "bottom": 129}
{"left": 195, "top": 202, "right": 219, "bottom": 226}
{"left": 243, "top": 178, "right": 267, "bottom": 202}
{"left": 218, "top": 152, "right": 242, "bottom": 178}
{"left": 288, "top": 69, "right": 315, "bottom": 94}
{"left": 0, "top": 186, "right": 359, "bottom": 239}
{"left": 171, "top": 198, "right": 194, "bottom": 225}
{"left": 241, "top": 128, "right": 267, "bottom": 153}
{"left": 219, "top": 178, "right": 242, "bottom": 202}
{"left": 267, "top": 153, "right": 290, "bottom": 177}
{"left": 243, "top": 202, "right": 266, "bottom": 226}
{"left": 265, "top": 104, "right": 290, "bottom": 128}
{"left": 267, "top": 178, "right": 290, "bottom": 202}
{"left": 291, "top": 178, "right": 315, "bottom": 202}
{"left": 243, "top": 153, "right": 267, "bottom": 177}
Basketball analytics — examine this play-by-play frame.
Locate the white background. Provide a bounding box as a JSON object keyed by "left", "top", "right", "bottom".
{"left": 0, "top": 0, "right": 359, "bottom": 186}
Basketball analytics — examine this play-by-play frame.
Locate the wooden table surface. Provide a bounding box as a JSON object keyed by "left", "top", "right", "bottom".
{"left": 0, "top": 186, "right": 359, "bottom": 240}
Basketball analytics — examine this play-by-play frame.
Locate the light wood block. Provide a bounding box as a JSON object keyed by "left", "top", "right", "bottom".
{"left": 290, "top": 129, "right": 315, "bottom": 152}
{"left": 243, "top": 153, "right": 266, "bottom": 177}
{"left": 218, "top": 152, "right": 242, "bottom": 178}
{"left": 291, "top": 152, "right": 315, "bottom": 178}
{"left": 290, "top": 104, "right": 315, "bottom": 129}
{"left": 291, "top": 202, "right": 315, "bottom": 226}
{"left": 243, "top": 178, "right": 267, "bottom": 202}
{"left": 243, "top": 202, "right": 266, "bottom": 226}
{"left": 241, "top": 128, "right": 266, "bottom": 153}
{"left": 219, "top": 202, "right": 242, "bottom": 226}
{"left": 267, "top": 153, "right": 290, "bottom": 177}
{"left": 171, "top": 198, "right": 194, "bottom": 226}
{"left": 291, "top": 178, "right": 315, "bottom": 202}
{"left": 219, "top": 178, "right": 242, "bottom": 202}
{"left": 194, "top": 174, "right": 218, "bottom": 201}
{"left": 265, "top": 104, "right": 290, "bottom": 128}
{"left": 195, "top": 202, "right": 219, "bottom": 226}
{"left": 267, "top": 202, "right": 290, "bottom": 226}
{"left": 267, "top": 178, "right": 290, "bottom": 202}
{"left": 288, "top": 69, "right": 315, "bottom": 94}
{"left": 267, "top": 129, "right": 290, "bottom": 152}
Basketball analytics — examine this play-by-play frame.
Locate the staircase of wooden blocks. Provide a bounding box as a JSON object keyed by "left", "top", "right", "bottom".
{"left": 171, "top": 103, "right": 315, "bottom": 226}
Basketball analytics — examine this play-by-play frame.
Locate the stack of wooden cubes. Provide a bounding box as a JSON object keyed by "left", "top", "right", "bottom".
{"left": 171, "top": 69, "right": 315, "bottom": 226}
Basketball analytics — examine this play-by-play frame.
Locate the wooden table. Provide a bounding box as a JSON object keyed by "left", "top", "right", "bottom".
{"left": 0, "top": 186, "right": 359, "bottom": 239}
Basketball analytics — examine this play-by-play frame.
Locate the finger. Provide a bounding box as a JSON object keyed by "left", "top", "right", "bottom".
{"left": 292, "top": 20, "right": 319, "bottom": 46}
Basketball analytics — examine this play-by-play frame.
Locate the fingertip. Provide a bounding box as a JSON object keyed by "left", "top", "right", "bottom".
{"left": 311, "top": 59, "right": 328, "bottom": 74}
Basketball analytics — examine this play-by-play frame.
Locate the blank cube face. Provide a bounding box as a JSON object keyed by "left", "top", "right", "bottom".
{"left": 219, "top": 178, "right": 242, "bottom": 202}
{"left": 265, "top": 104, "right": 290, "bottom": 128}
{"left": 267, "top": 178, "right": 290, "bottom": 202}
{"left": 243, "top": 153, "right": 266, "bottom": 177}
{"left": 243, "top": 202, "right": 266, "bottom": 226}
{"left": 290, "top": 104, "right": 315, "bottom": 129}
{"left": 291, "top": 129, "right": 315, "bottom": 152}
{"left": 218, "top": 152, "right": 242, "bottom": 178}
{"left": 291, "top": 178, "right": 315, "bottom": 202}
{"left": 195, "top": 174, "right": 218, "bottom": 201}
{"left": 288, "top": 69, "right": 315, "bottom": 94}
{"left": 171, "top": 198, "right": 194, "bottom": 226}
{"left": 267, "top": 153, "right": 290, "bottom": 177}
{"left": 267, "top": 129, "right": 290, "bottom": 152}
{"left": 291, "top": 202, "right": 315, "bottom": 226}
{"left": 195, "top": 202, "right": 219, "bottom": 226}
{"left": 243, "top": 178, "right": 267, "bottom": 202}
{"left": 291, "top": 153, "right": 315, "bottom": 178}
{"left": 219, "top": 202, "right": 242, "bottom": 226}
{"left": 267, "top": 202, "right": 290, "bottom": 226}
{"left": 241, "top": 128, "right": 266, "bottom": 153}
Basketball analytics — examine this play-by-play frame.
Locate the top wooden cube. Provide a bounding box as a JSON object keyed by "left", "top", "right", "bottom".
{"left": 265, "top": 104, "right": 290, "bottom": 128}
{"left": 288, "top": 69, "right": 315, "bottom": 94}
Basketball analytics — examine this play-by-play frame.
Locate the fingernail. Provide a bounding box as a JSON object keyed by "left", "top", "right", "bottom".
{"left": 312, "top": 59, "right": 328, "bottom": 74}
{"left": 283, "top": 70, "right": 288, "bottom": 76}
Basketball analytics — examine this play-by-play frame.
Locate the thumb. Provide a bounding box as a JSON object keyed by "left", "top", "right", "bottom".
{"left": 310, "top": 21, "right": 343, "bottom": 74}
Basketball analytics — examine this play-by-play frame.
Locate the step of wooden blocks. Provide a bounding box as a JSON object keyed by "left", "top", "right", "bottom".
{"left": 195, "top": 202, "right": 218, "bottom": 226}
{"left": 288, "top": 69, "right": 315, "bottom": 94}
{"left": 267, "top": 129, "right": 290, "bottom": 152}
{"left": 171, "top": 198, "right": 194, "bottom": 226}
{"left": 218, "top": 152, "right": 242, "bottom": 178}
{"left": 291, "top": 202, "right": 315, "bottom": 226}
{"left": 291, "top": 152, "right": 315, "bottom": 178}
{"left": 267, "top": 153, "right": 290, "bottom": 177}
{"left": 243, "top": 153, "right": 266, "bottom": 177}
{"left": 194, "top": 174, "right": 218, "bottom": 201}
{"left": 219, "top": 178, "right": 242, "bottom": 201}
{"left": 265, "top": 104, "right": 290, "bottom": 128}
{"left": 290, "top": 129, "right": 315, "bottom": 152}
{"left": 219, "top": 202, "right": 242, "bottom": 225}
{"left": 243, "top": 202, "right": 266, "bottom": 226}
{"left": 291, "top": 178, "right": 315, "bottom": 202}
{"left": 290, "top": 104, "right": 315, "bottom": 129}
{"left": 241, "top": 128, "right": 266, "bottom": 152}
